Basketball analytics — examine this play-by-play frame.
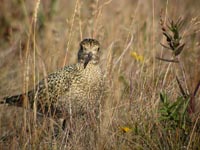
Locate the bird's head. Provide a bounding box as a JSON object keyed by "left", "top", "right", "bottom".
{"left": 78, "top": 38, "right": 100, "bottom": 68}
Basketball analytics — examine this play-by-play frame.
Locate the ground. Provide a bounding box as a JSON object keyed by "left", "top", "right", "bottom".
{"left": 0, "top": 0, "right": 200, "bottom": 149}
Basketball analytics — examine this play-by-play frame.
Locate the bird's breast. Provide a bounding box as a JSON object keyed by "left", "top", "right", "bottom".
{"left": 63, "top": 64, "right": 103, "bottom": 112}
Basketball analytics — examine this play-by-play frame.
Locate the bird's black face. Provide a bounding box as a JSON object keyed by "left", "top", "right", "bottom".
{"left": 78, "top": 39, "right": 100, "bottom": 68}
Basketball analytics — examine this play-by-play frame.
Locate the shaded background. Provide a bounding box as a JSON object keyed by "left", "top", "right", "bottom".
{"left": 0, "top": 0, "right": 200, "bottom": 149}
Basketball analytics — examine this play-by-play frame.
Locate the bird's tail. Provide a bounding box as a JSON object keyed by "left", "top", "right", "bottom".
{"left": 0, "top": 94, "right": 29, "bottom": 107}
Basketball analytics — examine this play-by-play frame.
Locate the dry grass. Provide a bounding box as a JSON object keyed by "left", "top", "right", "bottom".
{"left": 0, "top": 0, "right": 200, "bottom": 149}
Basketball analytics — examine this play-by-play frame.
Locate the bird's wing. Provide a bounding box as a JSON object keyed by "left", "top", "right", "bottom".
{"left": 35, "top": 64, "right": 82, "bottom": 104}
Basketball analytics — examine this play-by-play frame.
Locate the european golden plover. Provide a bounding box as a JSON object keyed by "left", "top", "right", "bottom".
{"left": 1, "top": 38, "right": 104, "bottom": 121}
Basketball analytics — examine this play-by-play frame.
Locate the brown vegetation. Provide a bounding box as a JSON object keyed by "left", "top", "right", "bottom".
{"left": 0, "top": 0, "right": 200, "bottom": 149}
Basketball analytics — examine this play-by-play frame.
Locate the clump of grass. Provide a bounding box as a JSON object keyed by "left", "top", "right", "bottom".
{"left": 156, "top": 14, "right": 200, "bottom": 149}
{"left": 1, "top": 1, "right": 200, "bottom": 149}
{"left": 159, "top": 92, "right": 190, "bottom": 130}
{"left": 158, "top": 13, "right": 200, "bottom": 115}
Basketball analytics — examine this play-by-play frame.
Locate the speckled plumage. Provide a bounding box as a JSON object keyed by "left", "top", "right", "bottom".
{"left": 2, "top": 39, "right": 104, "bottom": 119}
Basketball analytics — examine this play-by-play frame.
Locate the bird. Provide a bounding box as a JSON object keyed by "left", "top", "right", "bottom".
{"left": 1, "top": 38, "right": 104, "bottom": 123}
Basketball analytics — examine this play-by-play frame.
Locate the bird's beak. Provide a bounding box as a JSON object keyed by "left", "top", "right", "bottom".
{"left": 84, "top": 52, "right": 93, "bottom": 68}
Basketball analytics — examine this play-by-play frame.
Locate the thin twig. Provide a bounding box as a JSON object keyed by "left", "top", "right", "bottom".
{"left": 113, "top": 35, "right": 134, "bottom": 69}
{"left": 187, "top": 115, "right": 200, "bottom": 150}
{"left": 193, "top": 80, "right": 200, "bottom": 96}
{"left": 156, "top": 57, "right": 179, "bottom": 63}
{"left": 160, "top": 43, "right": 172, "bottom": 50}
{"left": 176, "top": 76, "right": 187, "bottom": 98}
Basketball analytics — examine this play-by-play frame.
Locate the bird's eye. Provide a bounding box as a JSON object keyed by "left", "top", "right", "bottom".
{"left": 97, "top": 48, "right": 100, "bottom": 52}
{"left": 81, "top": 47, "right": 86, "bottom": 51}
